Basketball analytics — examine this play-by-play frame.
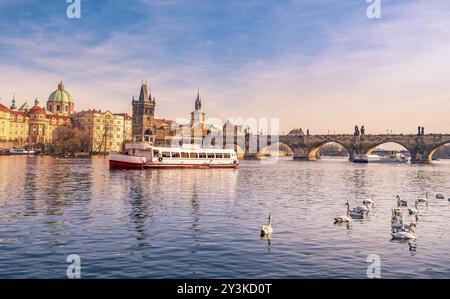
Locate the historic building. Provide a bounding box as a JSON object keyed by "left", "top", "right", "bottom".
{"left": 131, "top": 82, "right": 176, "bottom": 146}
{"left": 0, "top": 82, "right": 73, "bottom": 145}
{"left": 72, "top": 110, "right": 133, "bottom": 153}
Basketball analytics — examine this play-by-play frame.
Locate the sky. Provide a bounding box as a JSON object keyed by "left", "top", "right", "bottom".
{"left": 0, "top": 0, "right": 449, "bottom": 134}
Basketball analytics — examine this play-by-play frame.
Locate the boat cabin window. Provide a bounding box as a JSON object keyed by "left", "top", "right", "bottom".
{"left": 172, "top": 152, "right": 180, "bottom": 158}
{"left": 181, "top": 152, "right": 189, "bottom": 158}
{"left": 199, "top": 153, "right": 207, "bottom": 158}
{"left": 216, "top": 153, "right": 223, "bottom": 159}
{"left": 162, "top": 152, "right": 171, "bottom": 158}
{"left": 224, "top": 153, "right": 231, "bottom": 159}
{"left": 207, "top": 153, "right": 215, "bottom": 159}
{"left": 190, "top": 152, "right": 198, "bottom": 159}
{"left": 153, "top": 150, "right": 159, "bottom": 157}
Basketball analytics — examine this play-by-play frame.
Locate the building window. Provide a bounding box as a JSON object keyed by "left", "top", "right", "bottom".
{"left": 65, "top": 106, "right": 68, "bottom": 112}
{"left": 56, "top": 105, "right": 61, "bottom": 111}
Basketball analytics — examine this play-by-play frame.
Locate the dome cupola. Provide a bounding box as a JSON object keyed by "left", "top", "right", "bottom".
{"left": 47, "top": 81, "right": 74, "bottom": 115}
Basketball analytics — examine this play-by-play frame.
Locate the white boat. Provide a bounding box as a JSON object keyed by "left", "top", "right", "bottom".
{"left": 109, "top": 143, "right": 239, "bottom": 169}
{"left": 353, "top": 152, "right": 410, "bottom": 164}
{"left": 9, "top": 148, "right": 38, "bottom": 155}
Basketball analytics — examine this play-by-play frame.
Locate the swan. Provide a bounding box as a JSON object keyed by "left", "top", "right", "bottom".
{"left": 392, "top": 224, "right": 417, "bottom": 240}
{"left": 391, "top": 217, "right": 403, "bottom": 231}
{"left": 417, "top": 192, "right": 429, "bottom": 204}
{"left": 396, "top": 195, "right": 408, "bottom": 207}
{"left": 392, "top": 230, "right": 417, "bottom": 240}
{"left": 349, "top": 208, "right": 366, "bottom": 219}
{"left": 261, "top": 215, "right": 273, "bottom": 236}
{"left": 436, "top": 193, "right": 445, "bottom": 199}
{"left": 354, "top": 202, "right": 371, "bottom": 213}
{"left": 334, "top": 202, "right": 353, "bottom": 224}
{"left": 362, "top": 196, "right": 375, "bottom": 208}
{"left": 393, "top": 208, "right": 403, "bottom": 217}
{"left": 408, "top": 201, "right": 419, "bottom": 215}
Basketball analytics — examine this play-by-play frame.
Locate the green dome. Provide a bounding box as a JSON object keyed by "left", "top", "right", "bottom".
{"left": 48, "top": 81, "right": 73, "bottom": 104}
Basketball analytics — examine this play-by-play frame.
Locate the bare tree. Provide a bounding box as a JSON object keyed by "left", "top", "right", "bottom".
{"left": 51, "top": 125, "right": 90, "bottom": 155}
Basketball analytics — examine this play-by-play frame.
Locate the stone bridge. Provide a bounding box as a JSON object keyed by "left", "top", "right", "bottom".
{"left": 242, "top": 134, "right": 450, "bottom": 164}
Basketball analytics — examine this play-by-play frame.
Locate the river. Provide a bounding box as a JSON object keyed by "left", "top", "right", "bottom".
{"left": 1, "top": 156, "right": 450, "bottom": 278}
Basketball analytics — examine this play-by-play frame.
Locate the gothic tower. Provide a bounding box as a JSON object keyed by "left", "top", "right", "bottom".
{"left": 132, "top": 82, "right": 156, "bottom": 142}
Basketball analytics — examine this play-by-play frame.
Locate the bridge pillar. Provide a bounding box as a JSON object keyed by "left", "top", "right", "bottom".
{"left": 292, "top": 147, "right": 310, "bottom": 160}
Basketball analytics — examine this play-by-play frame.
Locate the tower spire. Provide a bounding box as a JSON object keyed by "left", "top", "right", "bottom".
{"left": 195, "top": 88, "right": 201, "bottom": 111}
{"left": 139, "top": 81, "right": 149, "bottom": 102}
{"left": 10, "top": 93, "right": 16, "bottom": 109}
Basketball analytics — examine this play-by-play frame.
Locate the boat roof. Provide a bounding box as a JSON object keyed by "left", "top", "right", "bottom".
{"left": 126, "top": 142, "right": 235, "bottom": 153}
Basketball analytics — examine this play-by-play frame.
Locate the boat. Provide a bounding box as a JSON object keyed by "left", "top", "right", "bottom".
{"left": 353, "top": 152, "right": 410, "bottom": 164}
{"left": 8, "top": 147, "right": 39, "bottom": 155}
{"left": 109, "top": 143, "right": 239, "bottom": 169}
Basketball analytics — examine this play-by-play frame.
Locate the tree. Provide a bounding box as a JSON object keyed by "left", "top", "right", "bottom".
{"left": 51, "top": 125, "right": 90, "bottom": 155}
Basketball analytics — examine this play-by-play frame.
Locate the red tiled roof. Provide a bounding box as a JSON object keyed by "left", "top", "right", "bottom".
{"left": 0, "top": 103, "right": 10, "bottom": 112}
{"left": 29, "top": 105, "right": 46, "bottom": 113}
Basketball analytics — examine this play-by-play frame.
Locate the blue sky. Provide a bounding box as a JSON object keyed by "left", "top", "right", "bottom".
{"left": 1, "top": 0, "right": 450, "bottom": 133}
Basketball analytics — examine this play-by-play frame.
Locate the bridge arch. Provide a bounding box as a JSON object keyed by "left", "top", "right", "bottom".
{"left": 427, "top": 141, "right": 450, "bottom": 163}
{"left": 259, "top": 141, "right": 294, "bottom": 157}
{"left": 366, "top": 141, "right": 412, "bottom": 156}
{"left": 307, "top": 141, "right": 351, "bottom": 160}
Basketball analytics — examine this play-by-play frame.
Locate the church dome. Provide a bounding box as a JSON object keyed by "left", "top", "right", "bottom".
{"left": 48, "top": 81, "right": 73, "bottom": 104}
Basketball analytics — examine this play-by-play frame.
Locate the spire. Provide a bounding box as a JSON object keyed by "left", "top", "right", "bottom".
{"left": 58, "top": 81, "right": 65, "bottom": 91}
{"left": 10, "top": 93, "right": 16, "bottom": 109}
{"left": 195, "top": 89, "right": 201, "bottom": 111}
{"left": 19, "top": 99, "right": 29, "bottom": 111}
{"left": 139, "top": 81, "right": 149, "bottom": 102}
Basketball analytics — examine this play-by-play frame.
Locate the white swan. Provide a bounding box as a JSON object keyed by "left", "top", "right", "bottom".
{"left": 417, "top": 192, "right": 429, "bottom": 204}
{"left": 408, "top": 201, "right": 419, "bottom": 215}
{"left": 396, "top": 195, "right": 408, "bottom": 207}
{"left": 362, "top": 196, "right": 375, "bottom": 208}
{"left": 392, "top": 224, "right": 417, "bottom": 240}
{"left": 334, "top": 202, "right": 353, "bottom": 224}
{"left": 261, "top": 215, "right": 273, "bottom": 236}
{"left": 436, "top": 193, "right": 445, "bottom": 199}
{"left": 349, "top": 208, "right": 366, "bottom": 219}
{"left": 391, "top": 210, "right": 404, "bottom": 231}
{"left": 354, "top": 202, "right": 371, "bottom": 213}
{"left": 392, "top": 230, "right": 417, "bottom": 240}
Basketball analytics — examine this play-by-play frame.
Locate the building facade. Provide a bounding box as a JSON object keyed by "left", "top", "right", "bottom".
{"left": 0, "top": 82, "right": 74, "bottom": 145}
{"left": 72, "top": 110, "right": 133, "bottom": 153}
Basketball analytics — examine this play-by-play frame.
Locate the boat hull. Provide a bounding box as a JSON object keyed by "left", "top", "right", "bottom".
{"left": 109, "top": 153, "right": 238, "bottom": 169}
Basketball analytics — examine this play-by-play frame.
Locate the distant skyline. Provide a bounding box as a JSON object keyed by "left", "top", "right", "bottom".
{"left": 0, "top": 0, "right": 449, "bottom": 134}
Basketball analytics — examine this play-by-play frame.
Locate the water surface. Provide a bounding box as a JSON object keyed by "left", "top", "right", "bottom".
{"left": 1, "top": 156, "right": 450, "bottom": 278}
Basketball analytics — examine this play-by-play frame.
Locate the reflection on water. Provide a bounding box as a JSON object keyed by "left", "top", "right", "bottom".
{"left": 1, "top": 156, "right": 450, "bottom": 278}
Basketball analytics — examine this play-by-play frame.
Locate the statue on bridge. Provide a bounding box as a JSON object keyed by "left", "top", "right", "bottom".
{"left": 360, "top": 125, "right": 365, "bottom": 135}
{"left": 418, "top": 126, "right": 425, "bottom": 136}
{"left": 354, "top": 125, "right": 360, "bottom": 136}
